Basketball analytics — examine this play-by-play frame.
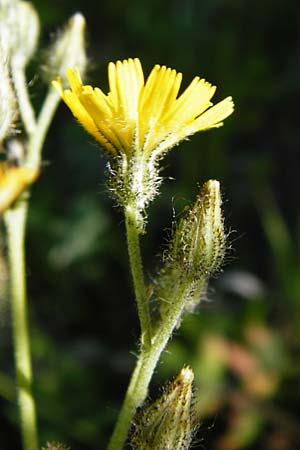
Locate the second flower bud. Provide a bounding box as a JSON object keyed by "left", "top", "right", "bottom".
{"left": 156, "top": 179, "right": 226, "bottom": 318}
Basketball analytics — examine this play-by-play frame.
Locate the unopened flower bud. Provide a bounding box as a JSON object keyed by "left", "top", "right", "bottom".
{"left": 156, "top": 180, "right": 226, "bottom": 318}
{"left": 11, "top": 2, "right": 40, "bottom": 67}
{"left": 0, "top": 52, "right": 17, "bottom": 143}
{"left": 42, "top": 443, "right": 70, "bottom": 450}
{"left": 0, "top": 0, "right": 19, "bottom": 58}
{"left": 131, "top": 366, "right": 196, "bottom": 450}
{"left": 176, "top": 179, "right": 225, "bottom": 278}
{"left": 44, "top": 13, "right": 87, "bottom": 85}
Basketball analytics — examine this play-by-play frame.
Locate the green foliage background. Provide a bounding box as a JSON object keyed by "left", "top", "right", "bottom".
{"left": 1, "top": 0, "right": 300, "bottom": 449}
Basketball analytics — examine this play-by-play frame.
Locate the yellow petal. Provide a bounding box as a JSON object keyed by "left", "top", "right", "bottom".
{"left": 162, "top": 77, "right": 216, "bottom": 125}
{"left": 79, "top": 88, "right": 127, "bottom": 153}
{"left": 191, "top": 96, "right": 234, "bottom": 131}
{"left": 66, "top": 68, "right": 83, "bottom": 94}
{"left": 0, "top": 165, "right": 39, "bottom": 213}
{"left": 139, "top": 66, "right": 183, "bottom": 151}
{"left": 63, "top": 90, "right": 117, "bottom": 155}
{"left": 52, "top": 78, "right": 64, "bottom": 96}
{"left": 108, "top": 58, "right": 144, "bottom": 120}
{"left": 53, "top": 58, "right": 234, "bottom": 158}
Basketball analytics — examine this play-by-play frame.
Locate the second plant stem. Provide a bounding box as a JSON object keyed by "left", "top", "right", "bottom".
{"left": 5, "top": 83, "right": 61, "bottom": 450}
{"left": 4, "top": 201, "right": 39, "bottom": 450}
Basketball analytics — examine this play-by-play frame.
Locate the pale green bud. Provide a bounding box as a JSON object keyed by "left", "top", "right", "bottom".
{"left": 44, "top": 13, "right": 87, "bottom": 85}
{"left": 11, "top": 2, "right": 40, "bottom": 67}
{"left": 0, "top": 0, "right": 19, "bottom": 143}
{"left": 175, "top": 179, "right": 225, "bottom": 278}
{"left": 131, "top": 366, "right": 196, "bottom": 450}
{"left": 0, "top": 52, "right": 17, "bottom": 143}
{"left": 42, "top": 443, "right": 70, "bottom": 450}
{"left": 156, "top": 180, "right": 226, "bottom": 318}
{"left": 0, "top": 0, "right": 19, "bottom": 58}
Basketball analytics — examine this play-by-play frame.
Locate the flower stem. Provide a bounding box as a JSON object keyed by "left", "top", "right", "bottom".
{"left": 26, "top": 86, "right": 61, "bottom": 168}
{"left": 11, "top": 58, "right": 37, "bottom": 137}
{"left": 4, "top": 201, "right": 39, "bottom": 450}
{"left": 3, "top": 83, "right": 61, "bottom": 450}
{"left": 106, "top": 285, "right": 188, "bottom": 450}
{"left": 124, "top": 207, "right": 152, "bottom": 347}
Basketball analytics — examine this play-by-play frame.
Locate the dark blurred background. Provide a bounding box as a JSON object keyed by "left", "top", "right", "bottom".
{"left": 1, "top": 0, "right": 300, "bottom": 449}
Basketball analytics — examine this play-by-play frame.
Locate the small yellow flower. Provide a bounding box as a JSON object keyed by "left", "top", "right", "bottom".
{"left": 0, "top": 163, "right": 39, "bottom": 213}
{"left": 53, "top": 58, "right": 234, "bottom": 231}
{"left": 53, "top": 58, "right": 234, "bottom": 156}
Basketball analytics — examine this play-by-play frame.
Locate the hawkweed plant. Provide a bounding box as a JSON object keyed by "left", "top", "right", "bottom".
{"left": 0, "top": 2, "right": 234, "bottom": 450}
{"left": 54, "top": 58, "right": 234, "bottom": 450}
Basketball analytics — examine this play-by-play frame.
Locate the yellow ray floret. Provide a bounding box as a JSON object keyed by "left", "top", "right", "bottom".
{"left": 53, "top": 58, "right": 234, "bottom": 156}
{"left": 0, "top": 163, "right": 39, "bottom": 213}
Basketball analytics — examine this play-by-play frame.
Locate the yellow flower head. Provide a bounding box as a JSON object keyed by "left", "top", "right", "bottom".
{"left": 53, "top": 58, "right": 234, "bottom": 157}
{"left": 53, "top": 58, "right": 234, "bottom": 231}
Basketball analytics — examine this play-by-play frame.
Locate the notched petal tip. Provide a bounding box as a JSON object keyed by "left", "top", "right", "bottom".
{"left": 226, "top": 95, "right": 235, "bottom": 112}
{"left": 52, "top": 78, "right": 63, "bottom": 96}
{"left": 66, "top": 67, "right": 83, "bottom": 93}
{"left": 81, "top": 85, "right": 94, "bottom": 94}
{"left": 192, "top": 95, "right": 234, "bottom": 131}
{"left": 217, "top": 96, "right": 235, "bottom": 119}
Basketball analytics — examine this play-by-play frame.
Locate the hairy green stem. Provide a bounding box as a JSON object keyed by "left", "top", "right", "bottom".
{"left": 3, "top": 85, "right": 61, "bottom": 450}
{"left": 26, "top": 87, "right": 61, "bottom": 167}
{"left": 124, "top": 207, "right": 152, "bottom": 347}
{"left": 106, "top": 284, "right": 188, "bottom": 450}
{"left": 4, "top": 202, "right": 39, "bottom": 450}
{"left": 11, "top": 58, "right": 37, "bottom": 137}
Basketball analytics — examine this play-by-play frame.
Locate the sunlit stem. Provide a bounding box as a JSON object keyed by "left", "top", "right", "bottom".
{"left": 124, "top": 206, "right": 152, "bottom": 347}
{"left": 26, "top": 87, "right": 61, "bottom": 168}
{"left": 4, "top": 201, "right": 39, "bottom": 450}
{"left": 106, "top": 284, "right": 188, "bottom": 450}
{"left": 4, "top": 84, "right": 61, "bottom": 450}
{"left": 10, "top": 57, "right": 37, "bottom": 137}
